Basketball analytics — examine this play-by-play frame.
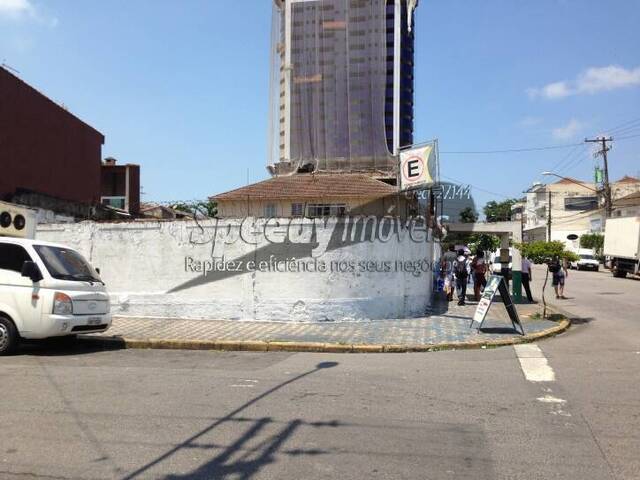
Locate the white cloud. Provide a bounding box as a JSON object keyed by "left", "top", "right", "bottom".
{"left": 552, "top": 119, "right": 584, "bottom": 140}
{"left": 577, "top": 65, "right": 640, "bottom": 94}
{"left": 528, "top": 81, "right": 572, "bottom": 100}
{"left": 0, "top": 0, "right": 34, "bottom": 18}
{"left": 528, "top": 65, "right": 640, "bottom": 100}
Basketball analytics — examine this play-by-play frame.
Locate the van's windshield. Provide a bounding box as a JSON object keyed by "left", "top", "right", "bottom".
{"left": 33, "top": 245, "right": 102, "bottom": 283}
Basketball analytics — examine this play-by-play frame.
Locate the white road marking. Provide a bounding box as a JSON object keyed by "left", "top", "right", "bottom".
{"left": 514, "top": 344, "right": 556, "bottom": 382}
{"left": 230, "top": 379, "right": 259, "bottom": 388}
{"left": 537, "top": 395, "right": 571, "bottom": 416}
{"left": 536, "top": 395, "right": 566, "bottom": 404}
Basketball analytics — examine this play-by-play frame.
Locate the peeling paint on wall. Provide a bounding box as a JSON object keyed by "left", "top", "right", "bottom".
{"left": 37, "top": 218, "right": 436, "bottom": 322}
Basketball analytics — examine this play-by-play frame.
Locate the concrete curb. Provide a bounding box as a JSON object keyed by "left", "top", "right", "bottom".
{"left": 79, "top": 317, "right": 571, "bottom": 354}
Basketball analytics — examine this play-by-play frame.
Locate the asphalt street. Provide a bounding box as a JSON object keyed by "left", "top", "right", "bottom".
{"left": 1, "top": 267, "right": 638, "bottom": 480}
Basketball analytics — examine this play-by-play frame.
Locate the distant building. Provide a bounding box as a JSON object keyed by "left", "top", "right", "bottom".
{"left": 611, "top": 191, "right": 640, "bottom": 218}
{"left": 212, "top": 173, "right": 412, "bottom": 218}
{"left": 523, "top": 176, "right": 640, "bottom": 248}
{"left": 0, "top": 66, "right": 104, "bottom": 205}
{"left": 213, "top": 1, "right": 426, "bottom": 217}
{"left": 510, "top": 201, "right": 525, "bottom": 221}
{"left": 268, "top": 0, "right": 418, "bottom": 177}
{"left": 433, "top": 181, "right": 476, "bottom": 223}
{"left": 100, "top": 157, "right": 141, "bottom": 215}
{"left": 139, "top": 203, "right": 194, "bottom": 220}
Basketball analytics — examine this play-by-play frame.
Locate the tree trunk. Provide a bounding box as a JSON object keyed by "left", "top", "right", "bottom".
{"left": 542, "top": 266, "right": 549, "bottom": 318}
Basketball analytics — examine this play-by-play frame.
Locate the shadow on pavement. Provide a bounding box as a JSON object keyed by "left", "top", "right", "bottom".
{"left": 15, "top": 337, "right": 125, "bottom": 356}
{"left": 122, "top": 361, "right": 340, "bottom": 480}
{"left": 567, "top": 317, "right": 594, "bottom": 325}
{"left": 164, "top": 417, "right": 336, "bottom": 480}
{"left": 478, "top": 326, "right": 522, "bottom": 335}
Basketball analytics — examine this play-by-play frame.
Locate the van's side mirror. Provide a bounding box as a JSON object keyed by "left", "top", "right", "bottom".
{"left": 95, "top": 267, "right": 100, "bottom": 275}
{"left": 21, "top": 261, "right": 43, "bottom": 283}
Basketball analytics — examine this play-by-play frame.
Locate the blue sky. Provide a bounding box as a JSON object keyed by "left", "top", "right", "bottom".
{"left": 1, "top": 0, "right": 639, "bottom": 210}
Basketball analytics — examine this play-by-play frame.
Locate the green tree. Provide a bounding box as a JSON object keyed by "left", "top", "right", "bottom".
{"left": 483, "top": 199, "right": 518, "bottom": 222}
{"left": 467, "top": 233, "right": 500, "bottom": 254}
{"left": 173, "top": 200, "right": 217, "bottom": 218}
{"left": 459, "top": 207, "right": 478, "bottom": 223}
{"left": 579, "top": 233, "right": 604, "bottom": 255}
{"left": 514, "top": 241, "right": 579, "bottom": 317}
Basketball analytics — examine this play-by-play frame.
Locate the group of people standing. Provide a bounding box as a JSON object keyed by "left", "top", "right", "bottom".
{"left": 439, "top": 245, "right": 537, "bottom": 306}
{"left": 440, "top": 245, "right": 490, "bottom": 306}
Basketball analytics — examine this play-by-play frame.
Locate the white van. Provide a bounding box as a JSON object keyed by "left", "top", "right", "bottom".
{"left": 569, "top": 248, "right": 599, "bottom": 271}
{"left": 490, "top": 248, "right": 513, "bottom": 278}
{"left": 0, "top": 237, "right": 111, "bottom": 355}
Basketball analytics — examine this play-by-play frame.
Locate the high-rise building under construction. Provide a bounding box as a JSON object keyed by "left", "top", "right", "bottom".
{"left": 268, "top": 0, "right": 418, "bottom": 178}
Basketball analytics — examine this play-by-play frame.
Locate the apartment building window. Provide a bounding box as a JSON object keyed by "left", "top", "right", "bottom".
{"left": 564, "top": 196, "right": 598, "bottom": 211}
{"left": 264, "top": 203, "right": 277, "bottom": 218}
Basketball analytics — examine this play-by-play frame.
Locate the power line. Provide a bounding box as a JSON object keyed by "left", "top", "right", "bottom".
{"left": 607, "top": 117, "right": 640, "bottom": 134}
{"left": 557, "top": 147, "right": 593, "bottom": 177}
{"left": 549, "top": 209, "right": 604, "bottom": 227}
{"left": 435, "top": 118, "right": 639, "bottom": 157}
{"left": 553, "top": 144, "right": 590, "bottom": 175}
{"left": 542, "top": 117, "right": 640, "bottom": 187}
{"left": 616, "top": 133, "right": 640, "bottom": 141}
{"left": 610, "top": 124, "right": 640, "bottom": 136}
{"left": 440, "top": 174, "right": 514, "bottom": 199}
{"left": 440, "top": 142, "right": 582, "bottom": 155}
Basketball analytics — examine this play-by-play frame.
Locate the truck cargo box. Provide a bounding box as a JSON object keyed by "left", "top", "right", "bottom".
{"left": 604, "top": 216, "right": 640, "bottom": 260}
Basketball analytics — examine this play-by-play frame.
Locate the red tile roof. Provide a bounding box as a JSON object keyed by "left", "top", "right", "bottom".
{"left": 211, "top": 173, "right": 397, "bottom": 201}
{"left": 553, "top": 177, "right": 588, "bottom": 185}
{"left": 615, "top": 175, "right": 639, "bottom": 184}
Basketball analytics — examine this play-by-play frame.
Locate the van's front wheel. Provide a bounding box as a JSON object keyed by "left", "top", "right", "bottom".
{"left": 0, "top": 315, "right": 19, "bottom": 356}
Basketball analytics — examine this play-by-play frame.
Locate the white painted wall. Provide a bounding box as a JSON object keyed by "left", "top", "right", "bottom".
{"left": 37, "top": 218, "right": 435, "bottom": 322}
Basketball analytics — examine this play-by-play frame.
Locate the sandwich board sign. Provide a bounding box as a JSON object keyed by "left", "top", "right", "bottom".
{"left": 470, "top": 275, "right": 524, "bottom": 335}
{"left": 399, "top": 145, "right": 435, "bottom": 190}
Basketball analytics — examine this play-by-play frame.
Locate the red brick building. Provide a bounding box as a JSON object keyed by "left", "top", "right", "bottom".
{"left": 0, "top": 66, "right": 104, "bottom": 205}
{"left": 100, "top": 157, "right": 140, "bottom": 215}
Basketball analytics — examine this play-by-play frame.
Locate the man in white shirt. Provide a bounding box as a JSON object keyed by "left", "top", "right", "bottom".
{"left": 521, "top": 256, "right": 534, "bottom": 302}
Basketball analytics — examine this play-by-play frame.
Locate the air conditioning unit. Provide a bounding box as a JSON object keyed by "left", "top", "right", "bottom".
{"left": 0, "top": 201, "right": 37, "bottom": 239}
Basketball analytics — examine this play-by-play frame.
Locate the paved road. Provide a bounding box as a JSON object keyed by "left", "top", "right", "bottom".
{"left": 0, "top": 267, "right": 638, "bottom": 479}
{"left": 530, "top": 263, "right": 639, "bottom": 324}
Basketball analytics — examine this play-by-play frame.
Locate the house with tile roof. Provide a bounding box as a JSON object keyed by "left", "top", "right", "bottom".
{"left": 211, "top": 173, "right": 417, "bottom": 218}
{"left": 523, "top": 175, "right": 640, "bottom": 247}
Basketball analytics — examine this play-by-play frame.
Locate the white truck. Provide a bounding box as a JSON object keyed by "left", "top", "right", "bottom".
{"left": 0, "top": 202, "right": 111, "bottom": 355}
{"left": 603, "top": 216, "right": 640, "bottom": 278}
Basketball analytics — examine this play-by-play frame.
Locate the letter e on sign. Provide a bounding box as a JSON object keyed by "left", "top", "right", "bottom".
{"left": 405, "top": 156, "right": 423, "bottom": 181}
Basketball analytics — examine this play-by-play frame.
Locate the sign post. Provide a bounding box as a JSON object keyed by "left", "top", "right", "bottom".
{"left": 470, "top": 275, "right": 524, "bottom": 335}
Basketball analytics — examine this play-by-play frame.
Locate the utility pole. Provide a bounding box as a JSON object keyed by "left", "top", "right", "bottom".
{"left": 547, "top": 190, "right": 552, "bottom": 241}
{"left": 585, "top": 136, "right": 613, "bottom": 217}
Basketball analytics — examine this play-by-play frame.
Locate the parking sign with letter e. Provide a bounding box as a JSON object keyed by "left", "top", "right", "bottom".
{"left": 399, "top": 145, "right": 434, "bottom": 190}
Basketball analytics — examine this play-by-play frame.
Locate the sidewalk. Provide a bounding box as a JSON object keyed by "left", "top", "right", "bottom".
{"left": 83, "top": 296, "right": 569, "bottom": 353}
